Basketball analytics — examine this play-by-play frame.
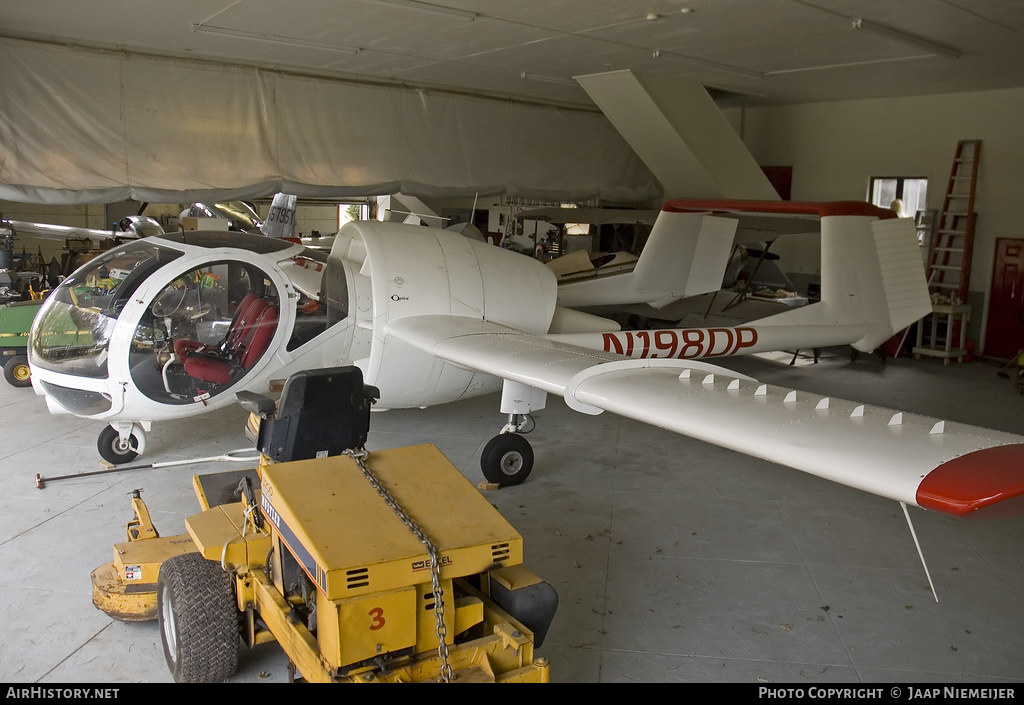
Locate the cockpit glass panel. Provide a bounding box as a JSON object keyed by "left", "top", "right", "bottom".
{"left": 129, "top": 260, "right": 280, "bottom": 405}
{"left": 29, "top": 242, "right": 183, "bottom": 379}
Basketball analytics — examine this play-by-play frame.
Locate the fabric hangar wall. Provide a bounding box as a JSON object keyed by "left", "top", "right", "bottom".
{"left": 0, "top": 37, "right": 659, "bottom": 206}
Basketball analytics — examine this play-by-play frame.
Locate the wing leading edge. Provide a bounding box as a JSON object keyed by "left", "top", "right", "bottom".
{"left": 386, "top": 315, "right": 1024, "bottom": 519}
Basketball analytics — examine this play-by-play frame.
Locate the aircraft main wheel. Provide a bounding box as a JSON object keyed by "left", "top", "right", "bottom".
{"left": 157, "top": 552, "right": 240, "bottom": 683}
{"left": 3, "top": 355, "right": 31, "bottom": 388}
{"left": 480, "top": 433, "right": 534, "bottom": 486}
{"left": 97, "top": 425, "right": 143, "bottom": 465}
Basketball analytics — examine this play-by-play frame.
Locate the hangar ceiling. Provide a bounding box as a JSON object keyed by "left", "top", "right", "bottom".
{"left": 1, "top": 0, "right": 1023, "bottom": 109}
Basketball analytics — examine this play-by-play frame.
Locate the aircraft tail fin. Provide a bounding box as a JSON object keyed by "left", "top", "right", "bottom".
{"left": 761, "top": 213, "right": 932, "bottom": 352}
{"left": 260, "top": 193, "right": 298, "bottom": 240}
{"left": 555, "top": 210, "right": 736, "bottom": 309}
{"left": 631, "top": 211, "right": 738, "bottom": 308}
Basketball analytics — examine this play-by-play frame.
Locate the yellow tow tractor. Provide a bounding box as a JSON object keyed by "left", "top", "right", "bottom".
{"left": 91, "top": 366, "right": 557, "bottom": 683}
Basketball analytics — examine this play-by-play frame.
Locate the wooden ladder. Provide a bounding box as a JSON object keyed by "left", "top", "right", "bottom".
{"left": 926, "top": 139, "right": 980, "bottom": 305}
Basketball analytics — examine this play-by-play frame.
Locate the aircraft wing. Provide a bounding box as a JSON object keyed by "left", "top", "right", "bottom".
{"left": 515, "top": 207, "right": 659, "bottom": 226}
{"left": 5, "top": 219, "right": 137, "bottom": 243}
{"left": 386, "top": 314, "right": 1024, "bottom": 519}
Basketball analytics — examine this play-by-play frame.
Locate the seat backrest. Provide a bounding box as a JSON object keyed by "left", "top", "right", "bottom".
{"left": 223, "top": 295, "right": 266, "bottom": 350}
{"left": 237, "top": 305, "right": 278, "bottom": 370}
{"left": 229, "top": 293, "right": 258, "bottom": 329}
{"left": 183, "top": 301, "right": 277, "bottom": 385}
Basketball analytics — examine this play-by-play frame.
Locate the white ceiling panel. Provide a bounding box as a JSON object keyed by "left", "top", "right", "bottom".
{"left": 0, "top": 0, "right": 1021, "bottom": 108}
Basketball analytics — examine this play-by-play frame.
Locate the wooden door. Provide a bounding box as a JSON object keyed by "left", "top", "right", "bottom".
{"left": 985, "top": 238, "right": 1024, "bottom": 359}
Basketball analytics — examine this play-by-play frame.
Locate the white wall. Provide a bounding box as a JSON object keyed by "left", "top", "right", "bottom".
{"left": 733, "top": 87, "right": 1024, "bottom": 352}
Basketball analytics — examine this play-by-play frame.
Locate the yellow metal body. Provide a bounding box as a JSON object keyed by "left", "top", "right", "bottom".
{"left": 91, "top": 444, "right": 552, "bottom": 682}
{"left": 248, "top": 444, "right": 544, "bottom": 682}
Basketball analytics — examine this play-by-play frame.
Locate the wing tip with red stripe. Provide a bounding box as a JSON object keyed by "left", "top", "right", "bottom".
{"left": 917, "top": 444, "right": 1024, "bottom": 519}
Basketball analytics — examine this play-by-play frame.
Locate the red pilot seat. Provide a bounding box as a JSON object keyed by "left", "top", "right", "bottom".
{"left": 176, "top": 294, "right": 278, "bottom": 386}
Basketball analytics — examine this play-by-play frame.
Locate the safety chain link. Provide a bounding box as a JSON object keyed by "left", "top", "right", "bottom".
{"left": 344, "top": 448, "right": 453, "bottom": 683}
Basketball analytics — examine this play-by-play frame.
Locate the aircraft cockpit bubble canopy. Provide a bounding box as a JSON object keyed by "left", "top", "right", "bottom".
{"left": 30, "top": 241, "right": 183, "bottom": 379}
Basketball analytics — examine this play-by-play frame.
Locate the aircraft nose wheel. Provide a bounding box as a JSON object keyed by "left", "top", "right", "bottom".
{"left": 480, "top": 433, "right": 534, "bottom": 486}
{"left": 97, "top": 425, "right": 145, "bottom": 465}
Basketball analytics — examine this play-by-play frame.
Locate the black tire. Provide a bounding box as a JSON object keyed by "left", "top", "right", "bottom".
{"left": 97, "top": 425, "right": 141, "bottom": 465}
{"left": 480, "top": 433, "right": 534, "bottom": 486}
{"left": 4, "top": 355, "right": 31, "bottom": 387}
{"left": 157, "top": 552, "right": 240, "bottom": 683}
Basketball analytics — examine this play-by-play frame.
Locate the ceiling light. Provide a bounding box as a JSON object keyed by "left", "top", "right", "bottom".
{"left": 190, "top": 24, "right": 360, "bottom": 54}
{"left": 357, "top": 0, "right": 477, "bottom": 22}
{"left": 851, "top": 18, "right": 960, "bottom": 59}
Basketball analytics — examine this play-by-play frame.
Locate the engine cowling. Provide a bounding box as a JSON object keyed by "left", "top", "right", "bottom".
{"left": 339, "top": 221, "right": 557, "bottom": 408}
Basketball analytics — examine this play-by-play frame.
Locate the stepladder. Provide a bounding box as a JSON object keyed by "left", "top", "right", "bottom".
{"left": 926, "top": 139, "right": 980, "bottom": 306}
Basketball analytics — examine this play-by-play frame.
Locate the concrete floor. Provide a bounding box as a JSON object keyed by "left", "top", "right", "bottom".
{"left": 2, "top": 347, "right": 1024, "bottom": 684}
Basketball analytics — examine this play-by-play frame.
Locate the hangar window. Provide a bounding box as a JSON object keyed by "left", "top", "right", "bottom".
{"left": 869, "top": 176, "right": 927, "bottom": 220}
{"left": 339, "top": 202, "right": 371, "bottom": 228}
{"left": 869, "top": 176, "right": 929, "bottom": 244}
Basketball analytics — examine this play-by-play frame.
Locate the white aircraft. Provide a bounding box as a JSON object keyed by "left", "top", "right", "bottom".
{"left": 26, "top": 196, "right": 1024, "bottom": 520}
{"left": 6, "top": 193, "right": 296, "bottom": 246}
{"left": 4, "top": 215, "right": 163, "bottom": 244}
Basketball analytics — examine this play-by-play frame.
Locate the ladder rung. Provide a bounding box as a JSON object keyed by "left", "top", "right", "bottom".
{"left": 931, "top": 282, "right": 961, "bottom": 289}
{"left": 931, "top": 265, "right": 962, "bottom": 271}
{"left": 934, "top": 247, "right": 963, "bottom": 253}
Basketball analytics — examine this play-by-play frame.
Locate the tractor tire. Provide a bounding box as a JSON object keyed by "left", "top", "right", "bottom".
{"left": 4, "top": 355, "right": 31, "bottom": 388}
{"left": 157, "top": 552, "right": 240, "bottom": 683}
